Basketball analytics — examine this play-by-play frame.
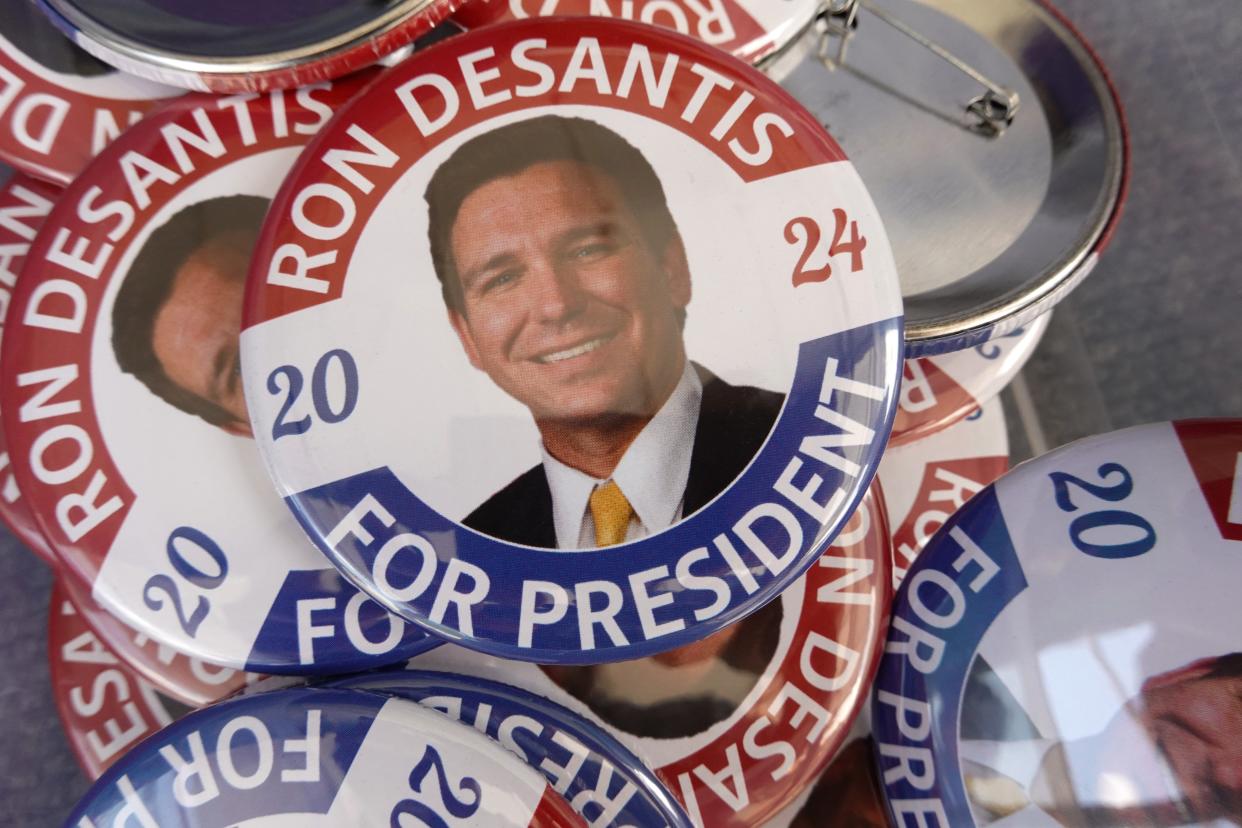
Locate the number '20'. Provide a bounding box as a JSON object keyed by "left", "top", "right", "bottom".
{"left": 142, "top": 526, "right": 228, "bottom": 638}
{"left": 268, "top": 349, "right": 360, "bottom": 441}
{"left": 1048, "top": 462, "right": 1157, "bottom": 559}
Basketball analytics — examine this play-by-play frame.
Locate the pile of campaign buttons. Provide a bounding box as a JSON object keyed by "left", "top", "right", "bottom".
{"left": 873, "top": 420, "right": 1242, "bottom": 827}
{"left": 6, "top": 4, "right": 1227, "bottom": 828}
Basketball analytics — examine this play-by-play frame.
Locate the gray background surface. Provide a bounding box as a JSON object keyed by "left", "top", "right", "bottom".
{"left": 1, "top": 0, "right": 1240, "bottom": 823}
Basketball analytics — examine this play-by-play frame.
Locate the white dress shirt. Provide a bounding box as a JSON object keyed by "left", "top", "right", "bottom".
{"left": 541, "top": 362, "right": 703, "bottom": 549}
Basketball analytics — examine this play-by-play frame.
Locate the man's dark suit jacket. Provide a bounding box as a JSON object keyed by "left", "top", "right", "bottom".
{"left": 962, "top": 656, "right": 1043, "bottom": 742}
{"left": 463, "top": 365, "right": 786, "bottom": 548}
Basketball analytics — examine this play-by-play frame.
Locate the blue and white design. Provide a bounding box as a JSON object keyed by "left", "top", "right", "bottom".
{"left": 872, "top": 422, "right": 1242, "bottom": 827}
{"left": 68, "top": 686, "right": 565, "bottom": 827}
{"left": 326, "top": 669, "right": 693, "bottom": 828}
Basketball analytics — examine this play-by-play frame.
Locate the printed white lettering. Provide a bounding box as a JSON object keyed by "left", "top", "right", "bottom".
{"left": 295, "top": 597, "right": 336, "bottom": 664}
{"left": 24, "top": 276, "right": 87, "bottom": 331}
{"left": 343, "top": 591, "right": 404, "bottom": 655}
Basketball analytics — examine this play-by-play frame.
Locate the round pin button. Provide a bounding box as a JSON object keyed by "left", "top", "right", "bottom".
{"left": 240, "top": 17, "right": 904, "bottom": 664}
{"left": 67, "top": 685, "right": 587, "bottom": 826}
{"left": 35, "top": 0, "right": 461, "bottom": 92}
{"left": 405, "top": 483, "right": 892, "bottom": 826}
{"left": 0, "top": 77, "right": 439, "bottom": 674}
{"left": 0, "top": 0, "right": 180, "bottom": 184}
{"left": 452, "top": 0, "right": 821, "bottom": 67}
{"left": 873, "top": 419, "right": 1242, "bottom": 827}
{"left": 880, "top": 395, "right": 1009, "bottom": 586}
{"left": 0, "top": 169, "right": 60, "bottom": 565}
{"left": 890, "top": 312, "right": 1046, "bottom": 447}
{"left": 323, "top": 669, "right": 694, "bottom": 828}
{"left": 49, "top": 579, "right": 193, "bottom": 779}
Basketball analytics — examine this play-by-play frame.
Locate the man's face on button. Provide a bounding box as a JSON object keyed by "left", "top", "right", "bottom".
{"left": 447, "top": 159, "right": 691, "bottom": 424}
{"left": 1139, "top": 662, "right": 1242, "bottom": 820}
{"left": 150, "top": 237, "right": 251, "bottom": 436}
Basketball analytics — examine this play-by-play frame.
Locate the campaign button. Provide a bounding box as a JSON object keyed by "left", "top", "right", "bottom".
{"left": 0, "top": 1, "right": 179, "bottom": 184}
{"left": 880, "top": 396, "right": 1009, "bottom": 587}
{"left": 0, "top": 74, "right": 440, "bottom": 674}
{"left": 35, "top": 0, "right": 462, "bottom": 93}
{"left": 0, "top": 169, "right": 60, "bottom": 565}
{"left": 401, "top": 483, "right": 891, "bottom": 826}
{"left": 67, "top": 685, "right": 586, "bottom": 826}
{"left": 49, "top": 579, "right": 193, "bottom": 779}
{"left": 324, "top": 669, "right": 693, "bottom": 828}
{"left": 872, "top": 419, "right": 1242, "bottom": 827}
{"left": 239, "top": 17, "right": 904, "bottom": 664}
{"left": 452, "top": 0, "right": 821, "bottom": 67}
{"left": 890, "top": 312, "right": 1046, "bottom": 447}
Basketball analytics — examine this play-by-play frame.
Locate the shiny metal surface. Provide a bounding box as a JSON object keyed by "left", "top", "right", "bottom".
{"left": 824, "top": 0, "right": 1021, "bottom": 136}
{"left": 37, "top": 0, "right": 446, "bottom": 79}
{"left": 776, "top": 0, "right": 1125, "bottom": 351}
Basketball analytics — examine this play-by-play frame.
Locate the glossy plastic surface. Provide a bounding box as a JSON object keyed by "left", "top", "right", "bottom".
{"left": 0, "top": 0, "right": 178, "bottom": 184}
{"left": 57, "top": 571, "right": 251, "bottom": 707}
{"left": 873, "top": 420, "right": 1242, "bottom": 826}
{"left": 880, "top": 395, "right": 1009, "bottom": 585}
{"left": 890, "top": 312, "right": 1048, "bottom": 447}
{"left": 404, "top": 484, "right": 893, "bottom": 826}
{"left": 36, "top": 0, "right": 460, "bottom": 92}
{"left": 240, "top": 17, "right": 904, "bottom": 664}
{"left": 48, "top": 580, "right": 191, "bottom": 780}
{"left": 0, "top": 80, "right": 438, "bottom": 673}
{"left": 324, "top": 669, "right": 694, "bottom": 828}
{"left": 66, "top": 686, "right": 587, "bottom": 826}
{"left": 452, "top": 0, "right": 820, "bottom": 66}
{"left": 767, "top": 399, "right": 1010, "bottom": 824}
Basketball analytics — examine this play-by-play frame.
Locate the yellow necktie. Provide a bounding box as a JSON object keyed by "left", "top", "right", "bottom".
{"left": 589, "top": 480, "right": 633, "bottom": 547}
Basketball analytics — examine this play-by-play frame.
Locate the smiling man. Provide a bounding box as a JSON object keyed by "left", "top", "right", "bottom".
{"left": 112, "top": 194, "right": 268, "bottom": 437}
{"left": 425, "top": 115, "right": 783, "bottom": 550}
